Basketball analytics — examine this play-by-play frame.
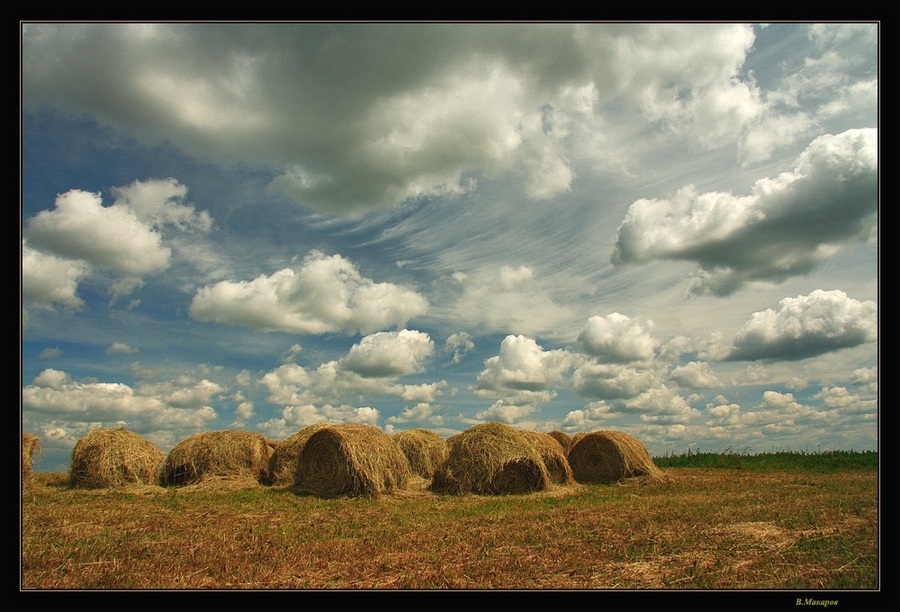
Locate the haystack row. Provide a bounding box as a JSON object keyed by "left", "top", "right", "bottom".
{"left": 56, "top": 424, "right": 667, "bottom": 495}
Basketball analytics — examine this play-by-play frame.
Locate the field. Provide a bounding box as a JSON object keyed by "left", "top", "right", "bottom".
{"left": 20, "top": 452, "right": 879, "bottom": 594}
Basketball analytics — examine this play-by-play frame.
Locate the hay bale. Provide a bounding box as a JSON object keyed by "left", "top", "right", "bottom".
{"left": 296, "top": 423, "right": 411, "bottom": 498}
{"left": 23, "top": 432, "right": 43, "bottom": 490}
{"left": 268, "top": 422, "right": 331, "bottom": 488}
{"left": 69, "top": 428, "right": 165, "bottom": 489}
{"left": 430, "top": 422, "right": 552, "bottom": 496}
{"left": 391, "top": 428, "right": 449, "bottom": 479}
{"left": 446, "top": 433, "right": 462, "bottom": 450}
{"left": 567, "top": 430, "right": 668, "bottom": 484}
{"left": 547, "top": 430, "right": 573, "bottom": 453}
{"left": 521, "top": 430, "right": 575, "bottom": 486}
{"left": 162, "top": 430, "right": 277, "bottom": 486}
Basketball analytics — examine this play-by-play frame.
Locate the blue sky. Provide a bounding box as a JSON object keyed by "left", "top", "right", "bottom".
{"left": 21, "top": 22, "right": 879, "bottom": 472}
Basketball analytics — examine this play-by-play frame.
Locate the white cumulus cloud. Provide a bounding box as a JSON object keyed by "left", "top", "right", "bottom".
{"left": 612, "top": 129, "right": 877, "bottom": 296}
{"left": 577, "top": 312, "right": 657, "bottom": 362}
{"left": 726, "top": 289, "right": 877, "bottom": 362}
{"left": 190, "top": 250, "right": 428, "bottom": 334}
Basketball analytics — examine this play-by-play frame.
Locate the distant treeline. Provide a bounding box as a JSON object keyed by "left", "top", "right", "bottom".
{"left": 653, "top": 449, "right": 877, "bottom": 471}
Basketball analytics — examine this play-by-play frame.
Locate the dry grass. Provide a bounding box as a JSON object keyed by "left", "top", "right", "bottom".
{"left": 21, "top": 466, "right": 878, "bottom": 589}
{"left": 430, "top": 422, "right": 552, "bottom": 496}
{"left": 567, "top": 430, "right": 669, "bottom": 484}
{"left": 296, "top": 423, "right": 411, "bottom": 498}
{"left": 22, "top": 432, "right": 43, "bottom": 491}
{"left": 547, "top": 430, "right": 572, "bottom": 453}
{"left": 162, "top": 430, "right": 277, "bottom": 486}
{"left": 268, "top": 422, "right": 331, "bottom": 488}
{"left": 521, "top": 430, "right": 575, "bottom": 486}
{"left": 446, "top": 433, "right": 461, "bottom": 450}
{"left": 391, "top": 428, "right": 449, "bottom": 479}
{"left": 69, "top": 428, "right": 165, "bottom": 489}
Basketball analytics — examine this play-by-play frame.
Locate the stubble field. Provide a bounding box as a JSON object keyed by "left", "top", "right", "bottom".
{"left": 20, "top": 457, "right": 878, "bottom": 592}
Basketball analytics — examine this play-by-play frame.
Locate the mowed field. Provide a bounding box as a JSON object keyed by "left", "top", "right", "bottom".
{"left": 20, "top": 456, "right": 879, "bottom": 592}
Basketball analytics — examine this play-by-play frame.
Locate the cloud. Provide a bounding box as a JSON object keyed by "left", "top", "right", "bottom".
{"left": 386, "top": 402, "right": 442, "bottom": 426}
{"left": 572, "top": 362, "right": 660, "bottom": 400}
{"left": 612, "top": 129, "right": 877, "bottom": 296}
{"left": 443, "top": 332, "right": 475, "bottom": 364}
{"left": 725, "top": 289, "right": 877, "bottom": 362}
{"left": 614, "top": 24, "right": 763, "bottom": 152}
{"left": 812, "top": 385, "right": 877, "bottom": 415}
{"left": 24, "top": 189, "right": 172, "bottom": 276}
{"left": 106, "top": 342, "right": 139, "bottom": 354}
{"left": 577, "top": 312, "right": 656, "bottom": 362}
{"left": 109, "top": 178, "right": 212, "bottom": 233}
{"left": 474, "top": 334, "right": 574, "bottom": 397}
{"left": 621, "top": 385, "right": 702, "bottom": 424}
{"left": 22, "top": 368, "right": 219, "bottom": 431}
{"left": 341, "top": 329, "right": 435, "bottom": 378}
{"left": 670, "top": 361, "right": 721, "bottom": 389}
{"left": 258, "top": 331, "right": 447, "bottom": 412}
{"left": 233, "top": 401, "right": 255, "bottom": 425}
{"left": 21, "top": 242, "right": 88, "bottom": 311}
{"left": 475, "top": 400, "right": 540, "bottom": 424}
{"left": 434, "top": 265, "right": 579, "bottom": 338}
{"left": 135, "top": 377, "right": 226, "bottom": 408}
{"left": 283, "top": 404, "right": 380, "bottom": 428}
{"left": 705, "top": 400, "right": 744, "bottom": 426}
{"left": 560, "top": 401, "right": 615, "bottom": 431}
{"left": 22, "top": 178, "right": 210, "bottom": 315}
{"left": 22, "top": 23, "right": 790, "bottom": 215}
{"left": 189, "top": 249, "right": 428, "bottom": 334}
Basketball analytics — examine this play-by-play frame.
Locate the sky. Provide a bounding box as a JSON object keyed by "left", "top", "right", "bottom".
{"left": 20, "top": 22, "right": 879, "bottom": 472}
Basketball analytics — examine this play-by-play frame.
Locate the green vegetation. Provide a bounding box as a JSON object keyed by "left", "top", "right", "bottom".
{"left": 21, "top": 453, "right": 879, "bottom": 590}
{"left": 653, "top": 449, "right": 877, "bottom": 471}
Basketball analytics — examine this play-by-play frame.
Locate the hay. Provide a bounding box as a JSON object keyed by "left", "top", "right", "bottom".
{"left": 547, "top": 430, "right": 573, "bottom": 453}
{"left": 430, "top": 422, "right": 552, "bottom": 496}
{"left": 567, "top": 430, "right": 668, "bottom": 484}
{"left": 296, "top": 423, "right": 411, "bottom": 498}
{"left": 521, "top": 430, "right": 575, "bottom": 486}
{"left": 23, "top": 432, "right": 43, "bottom": 490}
{"left": 162, "top": 430, "right": 278, "bottom": 486}
{"left": 268, "top": 422, "right": 331, "bottom": 488}
{"left": 69, "top": 428, "right": 165, "bottom": 489}
{"left": 391, "top": 428, "right": 449, "bottom": 479}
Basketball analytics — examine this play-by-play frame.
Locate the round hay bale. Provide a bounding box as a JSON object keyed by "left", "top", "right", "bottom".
{"left": 268, "top": 422, "right": 331, "bottom": 488}
{"left": 297, "top": 423, "right": 411, "bottom": 498}
{"left": 567, "top": 430, "right": 668, "bottom": 484}
{"left": 521, "top": 430, "right": 575, "bottom": 486}
{"left": 69, "top": 428, "right": 165, "bottom": 489}
{"left": 547, "top": 430, "right": 573, "bottom": 453}
{"left": 430, "top": 422, "right": 552, "bottom": 496}
{"left": 445, "top": 433, "right": 462, "bottom": 450}
{"left": 391, "top": 428, "right": 449, "bottom": 479}
{"left": 23, "top": 432, "right": 43, "bottom": 490}
{"left": 162, "top": 430, "right": 277, "bottom": 486}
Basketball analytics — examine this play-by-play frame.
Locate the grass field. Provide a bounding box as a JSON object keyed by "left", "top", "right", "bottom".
{"left": 20, "top": 451, "right": 879, "bottom": 592}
